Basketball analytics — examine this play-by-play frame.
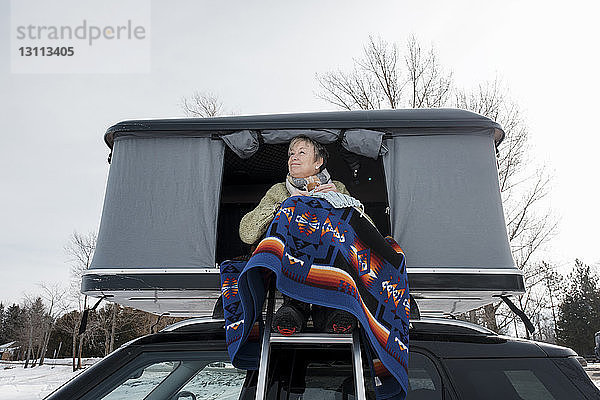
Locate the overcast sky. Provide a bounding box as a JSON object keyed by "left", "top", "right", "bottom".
{"left": 1, "top": 0, "right": 599, "bottom": 305}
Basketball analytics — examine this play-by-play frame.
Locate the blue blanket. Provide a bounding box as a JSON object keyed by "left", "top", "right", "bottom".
{"left": 220, "top": 196, "right": 409, "bottom": 399}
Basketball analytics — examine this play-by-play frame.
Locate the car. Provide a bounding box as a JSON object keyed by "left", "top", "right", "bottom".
{"left": 46, "top": 317, "right": 600, "bottom": 400}
{"left": 66, "top": 109, "right": 597, "bottom": 399}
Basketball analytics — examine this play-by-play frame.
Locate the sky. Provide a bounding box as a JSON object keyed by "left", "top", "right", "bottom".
{"left": 1, "top": 0, "right": 599, "bottom": 305}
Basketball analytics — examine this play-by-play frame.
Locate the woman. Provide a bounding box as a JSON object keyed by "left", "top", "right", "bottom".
{"left": 239, "top": 135, "right": 358, "bottom": 334}
{"left": 239, "top": 135, "right": 348, "bottom": 245}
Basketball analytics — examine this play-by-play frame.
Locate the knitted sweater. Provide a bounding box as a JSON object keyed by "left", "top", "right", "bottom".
{"left": 239, "top": 181, "right": 351, "bottom": 245}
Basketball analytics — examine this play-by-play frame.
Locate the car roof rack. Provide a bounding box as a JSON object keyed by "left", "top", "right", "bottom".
{"left": 410, "top": 318, "right": 496, "bottom": 335}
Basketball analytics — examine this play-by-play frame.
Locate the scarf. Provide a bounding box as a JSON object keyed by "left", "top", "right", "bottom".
{"left": 285, "top": 168, "right": 331, "bottom": 196}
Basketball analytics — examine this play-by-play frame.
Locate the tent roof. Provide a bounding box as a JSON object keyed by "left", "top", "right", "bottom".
{"left": 105, "top": 108, "right": 504, "bottom": 148}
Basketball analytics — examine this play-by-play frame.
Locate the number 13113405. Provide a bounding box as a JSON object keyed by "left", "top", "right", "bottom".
{"left": 19, "top": 47, "right": 74, "bottom": 56}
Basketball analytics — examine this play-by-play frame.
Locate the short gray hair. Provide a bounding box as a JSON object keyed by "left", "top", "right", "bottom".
{"left": 288, "top": 135, "right": 329, "bottom": 169}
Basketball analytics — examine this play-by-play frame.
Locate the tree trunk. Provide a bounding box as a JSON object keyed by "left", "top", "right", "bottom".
{"left": 24, "top": 323, "right": 33, "bottom": 368}
{"left": 32, "top": 341, "right": 42, "bottom": 367}
{"left": 77, "top": 334, "right": 84, "bottom": 369}
{"left": 72, "top": 325, "right": 77, "bottom": 372}
{"left": 483, "top": 304, "right": 499, "bottom": 332}
{"left": 39, "top": 323, "right": 53, "bottom": 366}
{"left": 104, "top": 331, "right": 110, "bottom": 357}
{"left": 109, "top": 304, "right": 118, "bottom": 354}
{"left": 546, "top": 274, "right": 559, "bottom": 343}
{"left": 468, "top": 310, "right": 476, "bottom": 324}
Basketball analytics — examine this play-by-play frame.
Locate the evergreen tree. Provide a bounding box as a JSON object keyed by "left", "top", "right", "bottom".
{"left": 0, "top": 302, "right": 5, "bottom": 344}
{"left": 556, "top": 259, "right": 600, "bottom": 356}
{"left": 4, "top": 305, "right": 23, "bottom": 342}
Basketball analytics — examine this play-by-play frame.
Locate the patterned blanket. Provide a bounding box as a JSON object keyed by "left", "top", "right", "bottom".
{"left": 220, "top": 196, "right": 409, "bottom": 399}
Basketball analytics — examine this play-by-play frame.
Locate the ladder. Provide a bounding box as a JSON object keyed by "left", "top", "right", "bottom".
{"left": 254, "top": 287, "right": 367, "bottom": 400}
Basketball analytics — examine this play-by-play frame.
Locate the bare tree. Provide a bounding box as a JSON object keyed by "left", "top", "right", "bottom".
{"left": 109, "top": 303, "right": 118, "bottom": 354}
{"left": 94, "top": 303, "right": 122, "bottom": 356}
{"left": 405, "top": 35, "right": 453, "bottom": 108}
{"left": 181, "top": 91, "right": 224, "bottom": 117}
{"left": 33, "top": 283, "right": 68, "bottom": 366}
{"left": 64, "top": 231, "right": 97, "bottom": 370}
{"left": 316, "top": 67, "right": 385, "bottom": 110}
{"left": 542, "top": 261, "right": 564, "bottom": 341}
{"left": 316, "top": 35, "right": 452, "bottom": 110}
{"left": 20, "top": 296, "right": 45, "bottom": 368}
{"left": 316, "top": 36, "right": 397, "bottom": 110}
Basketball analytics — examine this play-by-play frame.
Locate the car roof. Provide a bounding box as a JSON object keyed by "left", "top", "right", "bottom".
{"left": 104, "top": 316, "right": 575, "bottom": 368}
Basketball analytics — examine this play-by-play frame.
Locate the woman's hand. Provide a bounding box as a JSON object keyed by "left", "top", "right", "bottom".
{"left": 313, "top": 183, "right": 338, "bottom": 193}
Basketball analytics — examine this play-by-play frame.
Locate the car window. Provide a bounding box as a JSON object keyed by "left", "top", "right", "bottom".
{"left": 362, "top": 351, "right": 445, "bottom": 400}
{"left": 101, "top": 361, "right": 181, "bottom": 399}
{"left": 84, "top": 351, "right": 246, "bottom": 400}
{"left": 406, "top": 352, "right": 443, "bottom": 399}
{"left": 503, "top": 370, "right": 554, "bottom": 398}
{"left": 178, "top": 361, "right": 247, "bottom": 400}
{"left": 445, "top": 358, "right": 587, "bottom": 400}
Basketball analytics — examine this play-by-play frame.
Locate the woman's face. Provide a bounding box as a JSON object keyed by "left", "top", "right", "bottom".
{"left": 288, "top": 140, "right": 322, "bottom": 178}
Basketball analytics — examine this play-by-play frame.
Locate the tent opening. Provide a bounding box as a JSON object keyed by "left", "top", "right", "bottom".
{"left": 215, "top": 141, "right": 391, "bottom": 263}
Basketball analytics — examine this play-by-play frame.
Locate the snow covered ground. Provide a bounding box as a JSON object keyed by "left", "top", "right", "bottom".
{"left": 1, "top": 359, "right": 599, "bottom": 399}
{"left": 0, "top": 359, "right": 99, "bottom": 400}
{"left": 587, "top": 363, "right": 600, "bottom": 389}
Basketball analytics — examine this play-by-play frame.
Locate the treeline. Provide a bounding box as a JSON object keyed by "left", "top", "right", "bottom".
{"left": 0, "top": 300, "right": 181, "bottom": 370}
{"left": 2, "top": 258, "right": 599, "bottom": 367}
{"left": 556, "top": 260, "right": 600, "bottom": 357}
{"left": 461, "top": 258, "right": 600, "bottom": 357}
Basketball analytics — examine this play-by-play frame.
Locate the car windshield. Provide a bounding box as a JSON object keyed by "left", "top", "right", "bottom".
{"left": 445, "top": 358, "right": 586, "bottom": 400}
{"left": 73, "top": 350, "right": 247, "bottom": 400}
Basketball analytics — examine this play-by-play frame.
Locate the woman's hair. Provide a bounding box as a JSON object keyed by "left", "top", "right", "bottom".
{"left": 288, "top": 135, "right": 329, "bottom": 171}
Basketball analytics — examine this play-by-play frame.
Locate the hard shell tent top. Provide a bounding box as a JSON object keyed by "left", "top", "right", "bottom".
{"left": 83, "top": 109, "right": 525, "bottom": 317}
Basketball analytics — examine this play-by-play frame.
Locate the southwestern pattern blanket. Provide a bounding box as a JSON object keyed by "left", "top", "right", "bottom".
{"left": 220, "top": 195, "right": 409, "bottom": 399}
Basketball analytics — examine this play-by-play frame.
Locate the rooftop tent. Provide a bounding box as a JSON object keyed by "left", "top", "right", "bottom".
{"left": 83, "top": 109, "right": 524, "bottom": 317}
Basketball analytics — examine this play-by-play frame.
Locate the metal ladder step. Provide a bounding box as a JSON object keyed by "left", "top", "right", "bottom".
{"left": 255, "top": 288, "right": 366, "bottom": 400}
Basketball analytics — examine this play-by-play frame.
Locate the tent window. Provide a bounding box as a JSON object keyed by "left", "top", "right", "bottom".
{"left": 216, "top": 143, "right": 390, "bottom": 263}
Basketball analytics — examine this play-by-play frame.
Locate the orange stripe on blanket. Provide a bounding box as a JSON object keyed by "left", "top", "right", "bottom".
{"left": 384, "top": 236, "right": 405, "bottom": 255}
{"left": 373, "top": 358, "right": 393, "bottom": 377}
{"left": 254, "top": 237, "right": 284, "bottom": 259}
{"left": 360, "top": 301, "right": 390, "bottom": 348}
{"left": 305, "top": 265, "right": 350, "bottom": 289}
{"left": 305, "top": 265, "right": 361, "bottom": 302}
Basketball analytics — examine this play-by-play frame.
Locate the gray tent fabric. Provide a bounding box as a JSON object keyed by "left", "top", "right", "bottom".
{"left": 91, "top": 136, "right": 224, "bottom": 270}
{"left": 261, "top": 129, "right": 341, "bottom": 144}
{"left": 222, "top": 130, "right": 259, "bottom": 159}
{"left": 383, "top": 129, "right": 514, "bottom": 270}
{"left": 341, "top": 129, "right": 387, "bottom": 159}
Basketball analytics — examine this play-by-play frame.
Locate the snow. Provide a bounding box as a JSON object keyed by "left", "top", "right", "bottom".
{"left": 587, "top": 363, "right": 600, "bottom": 390}
{"left": 0, "top": 359, "right": 99, "bottom": 400}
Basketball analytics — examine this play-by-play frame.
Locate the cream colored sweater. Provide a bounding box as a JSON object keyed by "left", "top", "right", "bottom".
{"left": 239, "top": 181, "right": 351, "bottom": 245}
